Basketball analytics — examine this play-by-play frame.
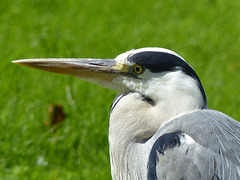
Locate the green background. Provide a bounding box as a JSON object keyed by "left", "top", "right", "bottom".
{"left": 1, "top": 0, "right": 240, "bottom": 179}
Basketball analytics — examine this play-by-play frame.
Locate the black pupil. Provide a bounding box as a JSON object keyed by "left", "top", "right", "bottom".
{"left": 135, "top": 66, "right": 141, "bottom": 72}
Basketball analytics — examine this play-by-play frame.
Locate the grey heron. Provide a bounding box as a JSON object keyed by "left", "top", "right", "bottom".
{"left": 13, "top": 47, "right": 240, "bottom": 179}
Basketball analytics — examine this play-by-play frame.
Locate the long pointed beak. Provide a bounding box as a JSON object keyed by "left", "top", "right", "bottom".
{"left": 12, "top": 58, "right": 127, "bottom": 82}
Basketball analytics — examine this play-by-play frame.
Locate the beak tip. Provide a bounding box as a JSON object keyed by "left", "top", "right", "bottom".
{"left": 12, "top": 59, "right": 26, "bottom": 64}
{"left": 12, "top": 60, "right": 18, "bottom": 64}
{"left": 12, "top": 59, "right": 38, "bottom": 66}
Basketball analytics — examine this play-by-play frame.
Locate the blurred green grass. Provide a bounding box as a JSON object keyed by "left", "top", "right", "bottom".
{"left": 1, "top": 0, "right": 240, "bottom": 179}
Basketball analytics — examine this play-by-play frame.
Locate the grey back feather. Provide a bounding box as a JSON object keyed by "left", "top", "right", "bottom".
{"left": 149, "top": 109, "right": 240, "bottom": 179}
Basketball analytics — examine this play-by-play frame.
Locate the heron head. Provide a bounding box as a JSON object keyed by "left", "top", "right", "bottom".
{"left": 13, "top": 47, "right": 207, "bottom": 107}
{"left": 112, "top": 48, "right": 207, "bottom": 106}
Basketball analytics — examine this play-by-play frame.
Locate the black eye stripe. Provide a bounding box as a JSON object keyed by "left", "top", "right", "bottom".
{"left": 128, "top": 51, "right": 196, "bottom": 79}
{"left": 128, "top": 52, "right": 187, "bottom": 73}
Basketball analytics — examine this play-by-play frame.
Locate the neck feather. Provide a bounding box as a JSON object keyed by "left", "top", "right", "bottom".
{"left": 109, "top": 71, "right": 206, "bottom": 179}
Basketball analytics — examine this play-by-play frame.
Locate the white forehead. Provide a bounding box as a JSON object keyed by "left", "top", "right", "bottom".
{"left": 115, "top": 47, "right": 185, "bottom": 64}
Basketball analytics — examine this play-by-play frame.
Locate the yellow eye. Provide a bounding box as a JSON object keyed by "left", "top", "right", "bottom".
{"left": 133, "top": 65, "right": 144, "bottom": 74}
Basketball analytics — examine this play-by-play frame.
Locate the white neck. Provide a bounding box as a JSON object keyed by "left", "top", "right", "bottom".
{"left": 109, "top": 71, "right": 205, "bottom": 179}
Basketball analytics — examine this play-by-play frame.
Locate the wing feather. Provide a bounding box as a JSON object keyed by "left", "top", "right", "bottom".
{"left": 147, "top": 109, "right": 240, "bottom": 180}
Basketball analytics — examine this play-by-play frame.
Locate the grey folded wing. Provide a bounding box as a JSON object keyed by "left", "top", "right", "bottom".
{"left": 147, "top": 109, "right": 240, "bottom": 180}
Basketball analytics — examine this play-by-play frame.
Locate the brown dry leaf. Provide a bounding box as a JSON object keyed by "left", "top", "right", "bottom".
{"left": 44, "top": 104, "right": 66, "bottom": 128}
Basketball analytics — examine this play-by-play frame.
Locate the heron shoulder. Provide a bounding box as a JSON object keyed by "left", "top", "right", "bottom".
{"left": 147, "top": 131, "right": 217, "bottom": 179}
{"left": 147, "top": 109, "right": 240, "bottom": 179}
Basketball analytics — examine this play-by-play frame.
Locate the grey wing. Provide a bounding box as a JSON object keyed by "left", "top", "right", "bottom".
{"left": 147, "top": 109, "right": 240, "bottom": 180}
